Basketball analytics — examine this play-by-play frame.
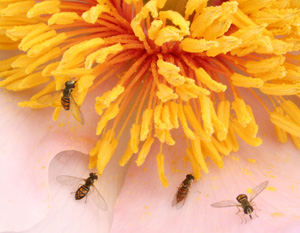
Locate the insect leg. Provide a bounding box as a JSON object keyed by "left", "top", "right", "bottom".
{"left": 252, "top": 202, "right": 262, "bottom": 211}
{"left": 242, "top": 214, "right": 247, "bottom": 224}
{"left": 235, "top": 206, "right": 242, "bottom": 214}
{"left": 252, "top": 203, "right": 260, "bottom": 218}
{"left": 236, "top": 212, "right": 244, "bottom": 224}
{"left": 234, "top": 207, "right": 244, "bottom": 224}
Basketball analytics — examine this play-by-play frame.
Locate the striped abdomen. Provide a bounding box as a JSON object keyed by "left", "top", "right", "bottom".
{"left": 75, "top": 185, "right": 90, "bottom": 200}
{"left": 176, "top": 186, "right": 189, "bottom": 203}
{"left": 61, "top": 96, "right": 70, "bottom": 110}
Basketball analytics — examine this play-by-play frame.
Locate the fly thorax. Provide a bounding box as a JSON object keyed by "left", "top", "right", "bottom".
{"left": 183, "top": 174, "right": 194, "bottom": 186}
{"left": 236, "top": 194, "right": 248, "bottom": 203}
{"left": 85, "top": 178, "right": 94, "bottom": 186}
{"left": 63, "top": 88, "right": 72, "bottom": 97}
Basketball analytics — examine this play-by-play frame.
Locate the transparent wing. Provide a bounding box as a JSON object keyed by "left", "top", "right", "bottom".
{"left": 211, "top": 200, "right": 239, "bottom": 208}
{"left": 91, "top": 186, "right": 108, "bottom": 211}
{"left": 250, "top": 180, "right": 269, "bottom": 202}
{"left": 69, "top": 95, "right": 85, "bottom": 125}
{"left": 36, "top": 90, "right": 62, "bottom": 106}
{"left": 171, "top": 184, "right": 188, "bottom": 209}
{"left": 56, "top": 175, "right": 83, "bottom": 186}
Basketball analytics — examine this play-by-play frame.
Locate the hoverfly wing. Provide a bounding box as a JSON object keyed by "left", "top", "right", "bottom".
{"left": 36, "top": 90, "right": 62, "bottom": 106}
{"left": 171, "top": 184, "right": 187, "bottom": 209}
{"left": 91, "top": 186, "right": 108, "bottom": 211}
{"left": 211, "top": 200, "right": 239, "bottom": 208}
{"left": 69, "top": 95, "right": 85, "bottom": 125}
{"left": 56, "top": 175, "right": 83, "bottom": 186}
{"left": 250, "top": 180, "right": 269, "bottom": 202}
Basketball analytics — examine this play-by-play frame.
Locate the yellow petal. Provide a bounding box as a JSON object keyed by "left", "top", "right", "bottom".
{"left": 178, "top": 103, "right": 195, "bottom": 139}
{"left": 140, "top": 108, "right": 153, "bottom": 141}
{"left": 148, "top": 20, "right": 163, "bottom": 40}
{"left": 216, "top": 100, "right": 230, "bottom": 141}
{"left": 156, "top": 153, "right": 169, "bottom": 187}
{"left": 206, "top": 36, "right": 242, "bottom": 57}
{"left": 130, "top": 123, "right": 140, "bottom": 153}
{"left": 19, "top": 72, "right": 49, "bottom": 89}
{"left": 77, "top": 75, "right": 95, "bottom": 92}
{"left": 209, "top": 100, "right": 227, "bottom": 140}
{"left": 2, "top": 1, "right": 35, "bottom": 17}
{"left": 82, "top": 4, "right": 110, "bottom": 24}
{"left": 181, "top": 38, "right": 218, "bottom": 53}
{"left": 26, "top": 47, "right": 61, "bottom": 74}
{"left": 154, "top": 26, "right": 186, "bottom": 46}
{"left": 199, "top": 95, "right": 214, "bottom": 135}
{"left": 165, "top": 130, "right": 175, "bottom": 145}
{"left": 231, "top": 73, "right": 264, "bottom": 88}
{"left": 290, "top": 135, "right": 300, "bottom": 150}
{"left": 119, "top": 141, "right": 134, "bottom": 166}
{"left": 28, "top": 33, "right": 67, "bottom": 57}
{"left": 231, "top": 119, "right": 262, "bottom": 147}
{"left": 260, "top": 83, "right": 300, "bottom": 95}
{"left": 96, "top": 103, "right": 119, "bottom": 135}
{"left": 186, "top": 147, "right": 201, "bottom": 181}
{"left": 156, "top": 83, "right": 178, "bottom": 102}
{"left": 6, "top": 24, "right": 43, "bottom": 41}
{"left": 211, "top": 136, "right": 230, "bottom": 156}
{"left": 157, "top": 59, "right": 185, "bottom": 86}
{"left": 48, "top": 12, "right": 79, "bottom": 25}
{"left": 52, "top": 107, "right": 60, "bottom": 121}
{"left": 154, "top": 104, "right": 166, "bottom": 130}
{"left": 237, "top": 0, "right": 276, "bottom": 15}
{"left": 95, "top": 85, "right": 124, "bottom": 115}
{"left": 27, "top": 1, "right": 60, "bottom": 18}
{"left": 159, "top": 10, "right": 190, "bottom": 35}
{"left": 95, "top": 43, "right": 123, "bottom": 64}
{"left": 18, "top": 24, "right": 49, "bottom": 51}
{"left": 195, "top": 68, "right": 227, "bottom": 92}
{"left": 136, "top": 137, "right": 155, "bottom": 166}
{"left": 97, "top": 138, "right": 118, "bottom": 175}
{"left": 191, "top": 6, "right": 222, "bottom": 38}
{"left": 232, "top": 97, "right": 251, "bottom": 127}
{"left": 201, "top": 2, "right": 238, "bottom": 40}
{"left": 162, "top": 104, "right": 173, "bottom": 130}
{"left": 245, "top": 56, "right": 285, "bottom": 74}
{"left": 185, "top": 0, "right": 207, "bottom": 17}
{"left": 202, "top": 140, "right": 223, "bottom": 168}
{"left": 273, "top": 107, "right": 288, "bottom": 143}
{"left": 280, "top": 100, "right": 300, "bottom": 125}
{"left": 155, "top": 128, "right": 165, "bottom": 143}
{"left": 270, "top": 112, "right": 300, "bottom": 137}
{"left": 176, "top": 77, "right": 210, "bottom": 101}
{"left": 52, "top": 68, "right": 92, "bottom": 77}
{"left": 191, "top": 136, "right": 209, "bottom": 173}
{"left": 183, "top": 104, "right": 211, "bottom": 141}
{"left": 169, "top": 101, "right": 179, "bottom": 129}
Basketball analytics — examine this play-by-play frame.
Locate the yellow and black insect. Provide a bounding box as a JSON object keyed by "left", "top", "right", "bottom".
{"left": 172, "top": 174, "right": 194, "bottom": 209}
{"left": 211, "top": 181, "right": 269, "bottom": 222}
{"left": 37, "top": 80, "right": 84, "bottom": 124}
{"left": 56, "top": 172, "right": 108, "bottom": 211}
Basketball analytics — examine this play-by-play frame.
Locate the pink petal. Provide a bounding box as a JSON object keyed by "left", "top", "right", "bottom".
{"left": 10, "top": 150, "right": 124, "bottom": 233}
{"left": 0, "top": 84, "right": 102, "bottom": 231}
{"left": 111, "top": 99, "right": 300, "bottom": 232}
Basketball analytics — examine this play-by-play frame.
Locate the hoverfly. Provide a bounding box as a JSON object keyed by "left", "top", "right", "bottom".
{"left": 211, "top": 180, "right": 269, "bottom": 222}
{"left": 37, "top": 80, "right": 84, "bottom": 124}
{"left": 56, "top": 172, "right": 108, "bottom": 211}
{"left": 172, "top": 174, "right": 194, "bottom": 209}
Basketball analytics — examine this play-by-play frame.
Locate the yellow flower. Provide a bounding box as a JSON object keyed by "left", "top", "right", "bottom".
{"left": 1, "top": 0, "right": 300, "bottom": 187}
